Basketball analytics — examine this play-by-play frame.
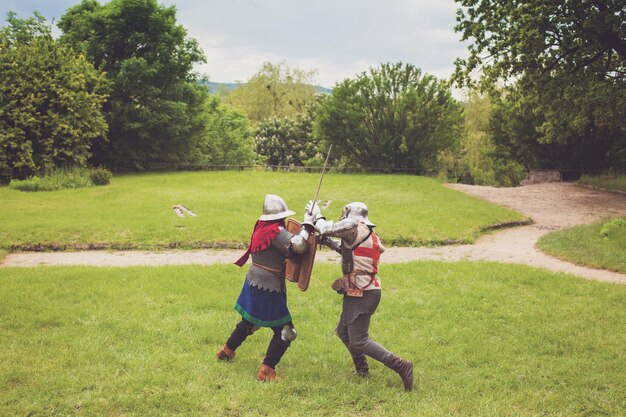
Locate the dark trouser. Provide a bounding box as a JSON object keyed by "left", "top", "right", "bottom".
{"left": 226, "top": 318, "right": 292, "bottom": 369}
{"left": 336, "top": 312, "right": 392, "bottom": 365}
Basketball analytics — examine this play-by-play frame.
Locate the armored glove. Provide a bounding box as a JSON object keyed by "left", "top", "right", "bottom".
{"left": 303, "top": 200, "right": 324, "bottom": 227}
{"left": 331, "top": 276, "right": 348, "bottom": 294}
{"left": 319, "top": 235, "right": 341, "bottom": 252}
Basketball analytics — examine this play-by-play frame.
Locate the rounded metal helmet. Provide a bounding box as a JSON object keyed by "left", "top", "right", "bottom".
{"left": 341, "top": 202, "right": 375, "bottom": 227}
{"left": 259, "top": 194, "right": 295, "bottom": 221}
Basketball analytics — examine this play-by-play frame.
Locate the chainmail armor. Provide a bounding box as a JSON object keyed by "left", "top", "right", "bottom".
{"left": 247, "top": 229, "right": 293, "bottom": 293}
{"left": 340, "top": 244, "right": 353, "bottom": 275}
{"left": 340, "top": 289, "right": 381, "bottom": 325}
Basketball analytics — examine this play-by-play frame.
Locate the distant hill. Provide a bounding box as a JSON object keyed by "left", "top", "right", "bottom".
{"left": 201, "top": 80, "right": 332, "bottom": 95}
{"left": 203, "top": 81, "right": 239, "bottom": 94}
{"left": 315, "top": 85, "right": 333, "bottom": 94}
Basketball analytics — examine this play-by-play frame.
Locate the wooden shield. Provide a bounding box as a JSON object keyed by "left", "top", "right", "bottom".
{"left": 285, "top": 218, "right": 317, "bottom": 291}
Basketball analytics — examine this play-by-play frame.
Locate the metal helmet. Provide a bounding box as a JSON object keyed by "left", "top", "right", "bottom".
{"left": 259, "top": 194, "right": 295, "bottom": 221}
{"left": 340, "top": 202, "right": 375, "bottom": 227}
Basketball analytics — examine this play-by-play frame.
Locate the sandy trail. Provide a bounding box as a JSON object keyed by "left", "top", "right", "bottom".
{"left": 3, "top": 182, "right": 626, "bottom": 284}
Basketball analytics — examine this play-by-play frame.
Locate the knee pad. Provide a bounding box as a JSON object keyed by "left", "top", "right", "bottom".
{"left": 280, "top": 324, "right": 297, "bottom": 342}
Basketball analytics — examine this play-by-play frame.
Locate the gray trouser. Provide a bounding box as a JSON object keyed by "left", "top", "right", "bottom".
{"left": 336, "top": 311, "right": 391, "bottom": 364}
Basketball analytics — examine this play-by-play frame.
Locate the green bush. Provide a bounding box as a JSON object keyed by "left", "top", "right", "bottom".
{"left": 0, "top": 13, "right": 107, "bottom": 182}
{"left": 89, "top": 167, "right": 113, "bottom": 185}
{"left": 600, "top": 218, "right": 625, "bottom": 239}
{"left": 9, "top": 167, "right": 94, "bottom": 192}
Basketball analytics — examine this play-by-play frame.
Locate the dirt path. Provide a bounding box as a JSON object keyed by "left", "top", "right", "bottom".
{"left": 3, "top": 182, "right": 626, "bottom": 284}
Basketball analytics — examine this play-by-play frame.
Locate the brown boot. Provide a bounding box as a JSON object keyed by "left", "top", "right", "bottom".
{"left": 385, "top": 354, "right": 413, "bottom": 391}
{"left": 352, "top": 355, "right": 369, "bottom": 377}
{"left": 257, "top": 364, "right": 277, "bottom": 382}
{"left": 216, "top": 344, "right": 236, "bottom": 361}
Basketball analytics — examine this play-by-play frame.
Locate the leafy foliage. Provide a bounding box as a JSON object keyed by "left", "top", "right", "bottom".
{"left": 89, "top": 167, "right": 113, "bottom": 185}
{"left": 314, "top": 62, "right": 463, "bottom": 173}
{"left": 440, "top": 89, "right": 528, "bottom": 187}
{"left": 192, "top": 96, "right": 256, "bottom": 166}
{"left": 454, "top": 0, "right": 625, "bottom": 87}
{"left": 0, "top": 12, "right": 107, "bottom": 182}
{"left": 456, "top": 91, "right": 497, "bottom": 184}
{"left": 599, "top": 218, "right": 625, "bottom": 239}
{"left": 453, "top": 0, "right": 626, "bottom": 173}
{"left": 489, "top": 82, "right": 623, "bottom": 173}
{"left": 225, "top": 62, "right": 318, "bottom": 124}
{"left": 58, "top": 0, "right": 208, "bottom": 170}
{"left": 254, "top": 102, "right": 320, "bottom": 166}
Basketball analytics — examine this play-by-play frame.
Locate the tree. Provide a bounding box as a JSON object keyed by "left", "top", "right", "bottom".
{"left": 490, "top": 81, "right": 625, "bottom": 173}
{"left": 192, "top": 96, "right": 256, "bottom": 166}
{"left": 225, "top": 62, "right": 318, "bottom": 124}
{"left": 314, "top": 62, "right": 463, "bottom": 173}
{"left": 458, "top": 90, "right": 497, "bottom": 184}
{"left": 58, "top": 0, "right": 208, "bottom": 170}
{"left": 254, "top": 103, "right": 320, "bottom": 166}
{"left": 454, "top": 0, "right": 625, "bottom": 87}
{"left": 453, "top": 0, "right": 626, "bottom": 172}
{"left": 0, "top": 12, "right": 107, "bottom": 182}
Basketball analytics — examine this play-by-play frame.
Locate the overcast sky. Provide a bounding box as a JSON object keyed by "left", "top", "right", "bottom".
{"left": 1, "top": 0, "right": 469, "bottom": 88}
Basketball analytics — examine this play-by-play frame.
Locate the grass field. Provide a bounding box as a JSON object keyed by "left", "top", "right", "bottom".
{"left": 0, "top": 171, "right": 526, "bottom": 251}
{"left": 537, "top": 216, "right": 626, "bottom": 273}
{"left": 1, "top": 262, "right": 624, "bottom": 416}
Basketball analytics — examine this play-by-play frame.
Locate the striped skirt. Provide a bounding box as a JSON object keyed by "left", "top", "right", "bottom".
{"left": 234, "top": 278, "right": 292, "bottom": 327}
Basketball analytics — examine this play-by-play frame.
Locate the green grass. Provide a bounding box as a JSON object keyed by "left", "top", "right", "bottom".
{"left": 1, "top": 262, "right": 624, "bottom": 416}
{"left": 0, "top": 171, "right": 525, "bottom": 251}
{"left": 578, "top": 174, "right": 626, "bottom": 193}
{"left": 537, "top": 216, "right": 626, "bottom": 273}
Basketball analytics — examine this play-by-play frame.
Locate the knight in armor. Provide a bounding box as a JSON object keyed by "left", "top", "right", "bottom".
{"left": 216, "top": 194, "right": 311, "bottom": 382}
{"left": 304, "top": 201, "right": 414, "bottom": 391}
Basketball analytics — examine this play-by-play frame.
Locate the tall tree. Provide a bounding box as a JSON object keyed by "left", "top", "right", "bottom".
{"left": 58, "top": 0, "right": 208, "bottom": 170}
{"left": 453, "top": 0, "right": 626, "bottom": 172}
{"left": 225, "top": 62, "right": 318, "bottom": 124}
{"left": 490, "top": 81, "right": 624, "bottom": 173}
{"left": 454, "top": 0, "right": 625, "bottom": 86}
{"left": 0, "top": 12, "right": 107, "bottom": 182}
{"left": 459, "top": 90, "right": 497, "bottom": 185}
{"left": 255, "top": 102, "right": 320, "bottom": 167}
{"left": 314, "top": 62, "right": 463, "bottom": 173}
{"left": 192, "top": 96, "right": 256, "bottom": 166}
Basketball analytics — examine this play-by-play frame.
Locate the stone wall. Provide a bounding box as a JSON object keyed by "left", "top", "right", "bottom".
{"left": 520, "top": 170, "right": 562, "bottom": 185}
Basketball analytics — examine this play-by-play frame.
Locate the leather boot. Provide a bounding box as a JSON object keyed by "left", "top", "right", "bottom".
{"left": 216, "top": 344, "right": 236, "bottom": 361}
{"left": 257, "top": 364, "right": 277, "bottom": 382}
{"left": 352, "top": 354, "right": 369, "bottom": 377}
{"left": 384, "top": 354, "right": 413, "bottom": 391}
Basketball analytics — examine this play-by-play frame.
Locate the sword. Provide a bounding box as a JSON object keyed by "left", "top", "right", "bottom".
{"left": 308, "top": 144, "right": 332, "bottom": 215}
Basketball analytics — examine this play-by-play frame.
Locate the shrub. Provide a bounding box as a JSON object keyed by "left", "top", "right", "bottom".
{"left": 90, "top": 167, "right": 113, "bottom": 185}
{"left": 1, "top": 13, "right": 107, "bottom": 182}
{"left": 600, "top": 218, "right": 625, "bottom": 239}
{"left": 9, "top": 167, "right": 94, "bottom": 191}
